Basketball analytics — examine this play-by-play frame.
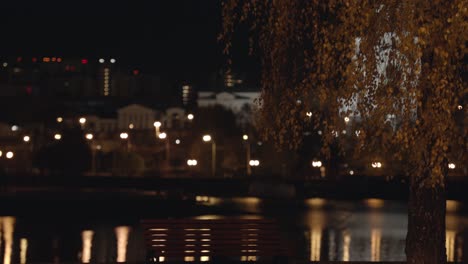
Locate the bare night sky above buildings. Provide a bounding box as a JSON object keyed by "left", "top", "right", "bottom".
{"left": 0, "top": 1, "right": 255, "bottom": 85}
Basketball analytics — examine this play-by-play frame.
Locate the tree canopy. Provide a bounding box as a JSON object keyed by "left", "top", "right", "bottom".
{"left": 221, "top": 0, "right": 466, "bottom": 184}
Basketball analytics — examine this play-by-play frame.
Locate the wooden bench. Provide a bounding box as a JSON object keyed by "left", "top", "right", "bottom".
{"left": 141, "top": 218, "right": 292, "bottom": 263}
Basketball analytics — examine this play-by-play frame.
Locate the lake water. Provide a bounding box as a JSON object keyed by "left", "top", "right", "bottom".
{"left": 1, "top": 197, "right": 467, "bottom": 263}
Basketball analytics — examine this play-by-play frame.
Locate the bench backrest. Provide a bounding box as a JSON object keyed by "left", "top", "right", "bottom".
{"left": 141, "top": 218, "right": 291, "bottom": 262}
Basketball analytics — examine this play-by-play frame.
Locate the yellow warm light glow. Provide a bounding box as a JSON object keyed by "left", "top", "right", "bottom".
{"left": 447, "top": 230, "right": 456, "bottom": 262}
{"left": 2, "top": 216, "right": 16, "bottom": 264}
{"left": 153, "top": 121, "right": 162, "bottom": 128}
{"left": 0, "top": 150, "right": 2, "bottom": 157}
{"left": 79, "top": 117, "right": 86, "bottom": 124}
{"left": 129, "top": 123, "right": 134, "bottom": 129}
{"left": 307, "top": 198, "right": 326, "bottom": 208}
{"left": 57, "top": 117, "right": 63, "bottom": 123}
{"left": 23, "top": 135, "right": 31, "bottom": 142}
{"left": 371, "top": 229, "right": 381, "bottom": 261}
{"left": 187, "top": 114, "right": 194, "bottom": 120}
{"left": 310, "top": 227, "right": 322, "bottom": 261}
{"left": 159, "top": 132, "right": 167, "bottom": 139}
{"left": 85, "top": 134, "right": 93, "bottom": 140}
{"left": 447, "top": 200, "right": 461, "bottom": 213}
{"left": 343, "top": 231, "right": 351, "bottom": 261}
{"left": 184, "top": 256, "right": 195, "bottom": 262}
{"left": 306, "top": 111, "right": 312, "bottom": 117}
{"left": 81, "top": 230, "right": 94, "bottom": 263}
{"left": 243, "top": 134, "right": 249, "bottom": 140}
{"left": 203, "top": 135, "right": 212, "bottom": 142}
{"left": 365, "top": 198, "right": 384, "bottom": 209}
{"left": 120, "top": 133, "right": 129, "bottom": 139}
{"left": 200, "top": 256, "right": 210, "bottom": 262}
{"left": 20, "top": 238, "right": 28, "bottom": 264}
{"left": 115, "top": 226, "right": 131, "bottom": 263}
{"left": 54, "top": 134, "right": 62, "bottom": 140}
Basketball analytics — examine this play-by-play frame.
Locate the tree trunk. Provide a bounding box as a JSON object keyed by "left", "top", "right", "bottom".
{"left": 406, "top": 173, "right": 447, "bottom": 263}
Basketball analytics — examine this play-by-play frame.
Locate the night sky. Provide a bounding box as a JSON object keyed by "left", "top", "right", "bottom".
{"left": 0, "top": 1, "right": 241, "bottom": 83}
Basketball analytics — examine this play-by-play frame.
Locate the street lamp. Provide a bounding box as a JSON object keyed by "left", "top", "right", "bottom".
{"left": 448, "top": 163, "right": 456, "bottom": 170}
{"left": 158, "top": 132, "right": 167, "bottom": 139}
{"left": 79, "top": 117, "right": 86, "bottom": 125}
{"left": 249, "top": 160, "right": 260, "bottom": 168}
{"left": 154, "top": 121, "right": 162, "bottom": 137}
{"left": 23, "top": 135, "right": 31, "bottom": 142}
{"left": 187, "top": 114, "right": 194, "bottom": 120}
{"left": 56, "top": 117, "right": 63, "bottom": 123}
{"left": 203, "top": 135, "right": 216, "bottom": 177}
{"left": 120, "top": 132, "right": 129, "bottom": 139}
{"left": 312, "top": 160, "right": 322, "bottom": 168}
{"left": 187, "top": 159, "right": 198, "bottom": 166}
{"left": 371, "top": 162, "right": 382, "bottom": 168}
{"left": 6, "top": 151, "right": 14, "bottom": 159}
{"left": 243, "top": 135, "right": 251, "bottom": 176}
{"left": 54, "top": 133, "right": 62, "bottom": 140}
{"left": 85, "top": 133, "right": 94, "bottom": 140}
{"left": 0, "top": 150, "right": 2, "bottom": 157}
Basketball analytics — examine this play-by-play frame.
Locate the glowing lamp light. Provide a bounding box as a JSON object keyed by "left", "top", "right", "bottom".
{"left": 306, "top": 112, "right": 312, "bottom": 117}
{"left": 79, "top": 117, "right": 87, "bottom": 124}
{"left": 11, "top": 125, "right": 19, "bottom": 132}
{"left": 249, "top": 160, "right": 260, "bottom": 167}
{"left": 203, "top": 135, "right": 212, "bottom": 142}
{"left": 110, "top": 58, "right": 116, "bottom": 64}
{"left": 158, "top": 132, "right": 167, "bottom": 139}
{"left": 23, "top": 136, "right": 30, "bottom": 142}
{"left": 175, "top": 139, "right": 181, "bottom": 144}
{"left": 6, "top": 151, "right": 13, "bottom": 159}
{"left": 57, "top": 117, "right": 63, "bottom": 123}
{"left": 243, "top": 134, "right": 249, "bottom": 141}
{"left": 371, "top": 162, "right": 383, "bottom": 168}
{"left": 457, "top": 105, "right": 463, "bottom": 110}
{"left": 120, "top": 133, "right": 129, "bottom": 139}
{"left": 153, "top": 121, "right": 162, "bottom": 128}
{"left": 448, "top": 163, "right": 456, "bottom": 170}
{"left": 344, "top": 116, "right": 350, "bottom": 123}
{"left": 0, "top": 150, "right": 2, "bottom": 157}
{"left": 128, "top": 123, "right": 134, "bottom": 129}
{"left": 349, "top": 170, "right": 354, "bottom": 175}
{"left": 312, "top": 161, "right": 323, "bottom": 168}
{"left": 187, "top": 159, "right": 198, "bottom": 166}
{"left": 187, "top": 114, "right": 194, "bottom": 120}
{"left": 54, "top": 134, "right": 62, "bottom": 140}
{"left": 99, "top": 58, "right": 105, "bottom": 63}
{"left": 85, "top": 133, "right": 93, "bottom": 140}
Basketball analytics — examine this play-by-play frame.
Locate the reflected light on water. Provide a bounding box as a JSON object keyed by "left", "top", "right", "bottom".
{"left": 20, "top": 238, "right": 28, "bottom": 264}
{"left": 310, "top": 227, "right": 322, "bottom": 261}
{"left": 232, "top": 197, "right": 262, "bottom": 212}
{"left": 306, "top": 198, "right": 326, "bottom": 208}
{"left": 81, "top": 230, "right": 94, "bottom": 263}
{"left": 446, "top": 230, "right": 455, "bottom": 262}
{"left": 1, "top": 217, "right": 16, "bottom": 264}
{"left": 342, "top": 231, "right": 351, "bottom": 261}
{"left": 365, "top": 199, "right": 385, "bottom": 209}
{"left": 115, "top": 226, "right": 131, "bottom": 263}
{"left": 447, "top": 200, "right": 461, "bottom": 213}
{"left": 371, "top": 229, "right": 381, "bottom": 261}
{"left": 195, "top": 215, "right": 223, "bottom": 220}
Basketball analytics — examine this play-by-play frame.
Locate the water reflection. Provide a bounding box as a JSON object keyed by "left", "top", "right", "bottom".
{"left": 81, "top": 230, "right": 94, "bottom": 263}
{"left": 20, "top": 238, "right": 27, "bottom": 264}
{"left": 115, "top": 226, "right": 131, "bottom": 263}
{"left": 447, "top": 230, "right": 456, "bottom": 261}
{"left": 309, "top": 226, "right": 322, "bottom": 261}
{"left": 370, "top": 229, "right": 381, "bottom": 261}
{"left": 0, "top": 217, "right": 16, "bottom": 264}
{"left": 342, "top": 231, "right": 351, "bottom": 261}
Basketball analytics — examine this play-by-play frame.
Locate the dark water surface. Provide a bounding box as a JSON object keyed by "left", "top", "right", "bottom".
{"left": 2, "top": 197, "right": 468, "bottom": 263}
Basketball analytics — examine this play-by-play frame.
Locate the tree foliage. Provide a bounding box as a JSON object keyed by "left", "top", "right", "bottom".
{"left": 221, "top": 0, "right": 467, "bottom": 185}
